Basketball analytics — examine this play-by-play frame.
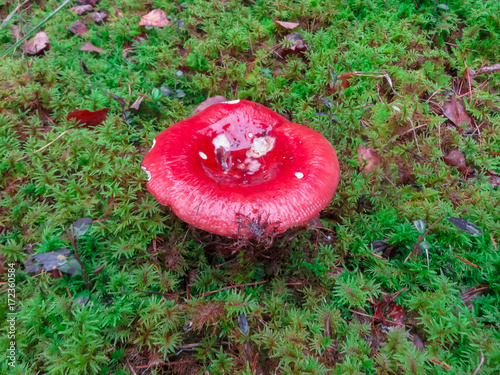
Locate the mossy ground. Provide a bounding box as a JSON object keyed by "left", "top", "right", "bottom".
{"left": 1, "top": 0, "right": 499, "bottom": 374}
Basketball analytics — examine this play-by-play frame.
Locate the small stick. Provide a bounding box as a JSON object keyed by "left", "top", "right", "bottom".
{"left": 471, "top": 350, "right": 485, "bottom": 375}
{"left": 126, "top": 358, "right": 138, "bottom": 375}
{"left": 408, "top": 118, "right": 421, "bottom": 153}
{"left": 392, "top": 142, "right": 452, "bottom": 170}
{"left": 136, "top": 360, "right": 193, "bottom": 369}
{"left": 69, "top": 232, "right": 91, "bottom": 290}
{"left": 16, "top": 128, "right": 73, "bottom": 162}
{"left": 134, "top": 288, "right": 178, "bottom": 297}
{"left": 0, "top": 0, "right": 30, "bottom": 30}
{"left": 194, "top": 280, "right": 268, "bottom": 297}
{"left": 455, "top": 256, "right": 481, "bottom": 269}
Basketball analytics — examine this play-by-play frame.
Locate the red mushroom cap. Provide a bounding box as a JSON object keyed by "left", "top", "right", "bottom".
{"left": 141, "top": 99, "right": 340, "bottom": 237}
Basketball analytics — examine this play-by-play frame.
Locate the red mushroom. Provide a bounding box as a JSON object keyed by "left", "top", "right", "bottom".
{"left": 141, "top": 99, "right": 340, "bottom": 238}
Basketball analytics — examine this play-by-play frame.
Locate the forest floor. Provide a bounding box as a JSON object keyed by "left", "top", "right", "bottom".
{"left": 0, "top": 0, "right": 499, "bottom": 374}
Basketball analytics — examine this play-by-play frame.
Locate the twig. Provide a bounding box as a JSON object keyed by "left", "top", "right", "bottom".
{"left": 16, "top": 129, "right": 73, "bottom": 162}
{"left": 471, "top": 350, "right": 485, "bottom": 375}
{"left": 0, "top": 0, "right": 73, "bottom": 60}
{"left": 398, "top": 123, "right": 429, "bottom": 137}
{"left": 408, "top": 117, "right": 421, "bottom": 153}
{"left": 134, "top": 288, "right": 178, "bottom": 297}
{"left": 136, "top": 360, "right": 193, "bottom": 369}
{"left": 69, "top": 231, "right": 91, "bottom": 291}
{"left": 126, "top": 358, "right": 138, "bottom": 375}
{"left": 194, "top": 280, "right": 268, "bottom": 297}
{"left": 392, "top": 142, "right": 452, "bottom": 170}
{"left": 0, "top": 0, "right": 29, "bottom": 30}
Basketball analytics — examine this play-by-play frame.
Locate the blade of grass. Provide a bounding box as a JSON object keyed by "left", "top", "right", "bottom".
{"left": 0, "top": 0, "right": 72, "bottom": 61}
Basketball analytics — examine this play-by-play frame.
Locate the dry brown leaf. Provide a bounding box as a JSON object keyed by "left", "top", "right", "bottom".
{"left": 77, "top": 0, "right": 98, "bottom": 5}
{"left": 139, "top": 9, "right": 171, "bottom": 27}
{"left": 476, "top": 63, "right": 500, "bottom": 75}
{"left": 443, "top": 148, "right": 467, "bottom": 172}
{"left": 194, "top": 96, "right": 227, "bottom": 113}
{"left": 10, "top": 25, "right": 23, "bottom": 41}
{"left": 92, "top": 11, "right": 108, "bottom": 24}
{"left": 130, "top": 96, "right": 144, "bottom": 110}
{"left": 70, "top": 4, "right": 93, "bottom": 15}
{"left": 80, "top": 42, "right": 104, "bottom": 53}
{"left": 442, "top": 96, "right": 471, "bottom": 126}
{"left": 281, "top": 33, "right": 309, "bottom": 56}
{"left": 274, "top": 20, "right": 300, "bottom": 30}
{"left": 25, "top": 31, "right": 50, "bottom": 55}
{"left": 357, "top": 145, "right": 381, "bottom": 175}
{"left": 70, "top": 21, "right": 88, "bottom": 36}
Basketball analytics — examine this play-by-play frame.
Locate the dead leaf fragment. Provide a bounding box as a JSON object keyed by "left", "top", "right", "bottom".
{"left": 67, "top": 108, "right": 110, "bottom": 129}
{"left": 139, "top": 9, "right": 171, "bottom": 27}
{"left": 25, "top": 31, "right": 50, "bottom": 55}
{"left": 70, "top": 21, "right": 88, "bottom": 36}
{"left": 194, "top": 96, "right": 227, "bottom": 113}
{"left": 92, "top": 11, "right": 108, "bottom": 24}
{"left": 281, "top": 33, "right": 309, "bottom": 56}
{"left": 476, "top": 63, "right": 500, "bottom": 75}
{"left": 443, "top": 148, "right": 467, "bottom": 172}
{"left": 70, "top": 4, "right": 93, "bottom": 15}
{"left": 442, "top": 96, "right": 471, "bottom": 127}
{"left": 357, "top": 144, "right": 381, "bottom": 175}
{"left": 77, "top": 0, "right": 98, "bottom": 5}
{"left": 80, "top": 42, "right": 104, "bottom": 53}
{"left": 274, "top": 20, "right": 300, "bottom": 30}
{"left": 130, "top": 96, "right": 144, "bottom": 110}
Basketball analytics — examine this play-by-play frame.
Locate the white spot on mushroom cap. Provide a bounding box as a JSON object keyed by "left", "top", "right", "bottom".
{"left": 199, "top": 151, "right": 208, "bottom": 160}
{"left": 295, "top": 172, "right": 304, "bottom": 179}
{"left": 246, "top": 136, "right": 275, "bottom": 158}
{"left": 150, "top": 138, "right": 156, "bottom": 151}
{"left": 141, "top": 166, "right": 152, "bottom": 181}
{"left": 212, "top": 134, "right": 231, "bottom": 150}
{"left": 224, "top": 99, "right": 240, "bottom": 104}
{"left": 237, "top": 158, "right": 261, "bottom": 175}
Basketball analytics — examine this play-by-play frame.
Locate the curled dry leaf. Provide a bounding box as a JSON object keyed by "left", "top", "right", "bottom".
{"left": 274, "top": 20, "right": 300, "bottom": 30}
{"left": 80, "top": 41, "right": 104, "bottom": 53}
{"left": 442, "top": 96, "right": 471, "bottom": 127}
{"left": 70, "top": 21, "right": 88, "bottom": 36}
{"left": 77, "top": 0, "right": 98, "bottom": 5}
{"left": 194, "top": 96, "right": 227, "bottom": 114}
{"left": 130, "top": 95, "right": 144, "bottom": 110}
{"left": 139, "top": 9, "right": 171, "bottom": 27}
{"left": 443, "top": 148, "right": 467, "bottom": 172}
{"left": 67, "top": 108, "right": 110, "bottom": 129}
{"left": 25, "top": 31, "right": 49, "bottom": 55}
{"left": 357, "top": 144, "right": 381, "bottom": 175}
{"left": 281, "top": 33, "right": 309, "bottom": 56}
{"left": 476, "top": 63, "right": 500, "bottom": 75}
{"left": 70, "top": 4, "right": 94, "bottom": 15}
{"left": 91, "top": 11, "right": 108, "bottom": 24}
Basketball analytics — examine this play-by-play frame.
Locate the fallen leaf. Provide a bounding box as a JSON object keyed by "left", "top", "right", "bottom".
{"left": 281, "top": 33, "right": 309, "bottom": 56}
{"left": 385, "top": 303, "right": 404, "bottom": 329}
{"left": 476, "top": 63, "right": 500, "bottom": 75}
{"left": 139, "top": 9, "right": 171, "bottom": 27}
{"left": 70, "top": 4, "right": 93, "bottom": 15}
{"left": 77, "top": 0, "right": 98, "bottom": 5}
{"left": 81, "top": 60, "right": 93, "bottom": 75}
{"left": 130, "top": 95, "right": 144, "bottom": 110}
{"left": 442, "top": 96, "right": 471, "bottom": 127}
{"left": 91, "top": 11, "right": 108, "bottom": 24}
{"left": 106, "top": 91, "right": 126, "bottom": 112}
{"left": 10, "top": 25, "right": 23, "bottom": 40}
{"left": 67, "top": 108, "right": 110, "bottom": 129}
{"left": 80, "top": 41, "right": 104, "bottom": 53}
{"left": 194, "top": 96, "right": 227, "bottom": 113}
{"left": 24, "top": 248, "right": 81, "bottom": 274}
{"left": 274, "top": 20, "right": 300, "bottom": 30}
{"left": 70, "top": 21, "right": 88, "bottom": 36}
{"left": 443, "top": 148, "right": 467, "bottom": 172}
{"left": 25, "top": 31, "right": 50, "bottom": 55}
{"left": 339, "top": 72, "right": 355, "bottom": 89}
{"left": 357, "top": 144, "right": 381, "bottom": 175}
{"left": 447, "top": 217, "right": 482, "bottom": 237}
{"left": 412, "top": 332, "right": 425, "bottom": 351}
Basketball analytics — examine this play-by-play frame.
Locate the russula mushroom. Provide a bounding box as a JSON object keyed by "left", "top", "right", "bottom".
{"left": 141, "top": 99, "right": 340, "bottom": 238}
